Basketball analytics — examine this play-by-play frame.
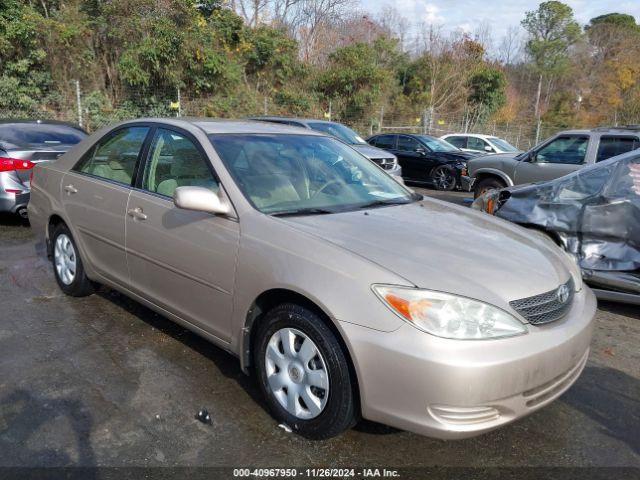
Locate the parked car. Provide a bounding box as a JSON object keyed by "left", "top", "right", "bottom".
{"left": 29, "top": 118, "right": 595, "bottom": 440}
{"left": 472, "top": 151, "right": 640, "bottom": 305}
{"left": 441, "top": 133, "right": 521, "bottom": 155}
{"left": 0, "top": 120, "right": 86, "bottom": 218}
{"left": 249, "top": 116, "right": 402, "bottom": 178}
{"left": 367, "top": 133, "right": 480, "bottom": 190}
{"left": 468, "top": 126, "right": 640, "bottom": 198}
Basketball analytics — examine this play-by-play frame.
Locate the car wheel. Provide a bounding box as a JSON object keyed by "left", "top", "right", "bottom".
{"left": 474, "top": 177, "right": 506, "bottom": 198}
{"left": 431, "top": 165, "right": 457, "bottom": 191}
{"left": 51, "top": 223, "right": 94, "bottom": 297}
{"left": 253, "top": 303, "right": 357, "bottom": 439}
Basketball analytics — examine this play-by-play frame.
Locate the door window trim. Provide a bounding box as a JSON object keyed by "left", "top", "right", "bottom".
{"left": 71, "top": 123, "right": 154, "bottom": 188}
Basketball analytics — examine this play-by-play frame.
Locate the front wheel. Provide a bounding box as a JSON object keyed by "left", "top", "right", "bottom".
{"left": 474, "top": 177, "right": 506, "bottom": 199}
{"left": 431, "top": 165, "right": 458, "bottom": 191}
{"left": 253, "top": 303, "right": 357, "bottom": 439}
{"left": 51, "top": 223, "right": 94, "bottom": 297}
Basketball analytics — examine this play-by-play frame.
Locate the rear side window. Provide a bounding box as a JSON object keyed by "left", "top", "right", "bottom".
{"left": 372, "top": 135, "right": 396, "bottom": 149}
{"left": 596, "top": 136, "right": 640, "bottom": 162}
{"left": 445, "top": 136, "right": 467, "bottom": 148}
{"left": 74, "top": 127, "right": 149, "bottom": 185}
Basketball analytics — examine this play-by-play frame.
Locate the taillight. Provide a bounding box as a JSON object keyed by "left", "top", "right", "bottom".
{"left": 0, "top": 157, "right": 35, "bottom": 172}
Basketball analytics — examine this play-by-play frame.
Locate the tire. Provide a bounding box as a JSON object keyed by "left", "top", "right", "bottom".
{"left": 51, "top": 223, "right": 94, "bottom": 297}
{"left": 474, "top": 177, "right": 506, "bottom": 199}
{"left": 431, "top": 165, "right": 457, "bottom": 191}
{"left": 253, "top": 303, "right": 357, "bottom": 439}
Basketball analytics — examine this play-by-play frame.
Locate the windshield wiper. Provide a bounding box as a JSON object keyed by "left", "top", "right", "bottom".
{"left": 271, "top": 207, "right": 338, "bottom": 217}
{"left": 357, "top": 198, "right": 413, "bottom": 209}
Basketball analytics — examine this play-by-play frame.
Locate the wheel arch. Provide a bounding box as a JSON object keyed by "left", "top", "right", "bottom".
{"left": 46, "top": 213, "right": 69, "bottom": 257}
{"left": 240, "top": 288, "right": 361, "bottom": 409}
{"left": 473, "top": 168, "right": 513, "bottom": 187}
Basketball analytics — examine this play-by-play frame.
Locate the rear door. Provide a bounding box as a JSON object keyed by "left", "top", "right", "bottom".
{"left": 514, "top": 135, "right": 590, "bottom": 185}
{"left": 125, "top": 127, "right": 239, "bottom": 341}
{"left": 62, "top": 125, "right": 150, "bottom": 285}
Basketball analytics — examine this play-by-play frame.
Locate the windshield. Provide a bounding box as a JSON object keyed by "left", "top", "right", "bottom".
{"left": 490, "top": 137, "right": 519, "bottom": 152}
{"left": 0, "top": 123, "right": 86, "bottom": 149}
{"left": 209, "top": 134, "right": 415, "bottom": 215}
{"left": 417, "top": 135, "right": 460, "bottom": 152}
{"left": 307, "top": 122, "right": 367, "bottom": 145}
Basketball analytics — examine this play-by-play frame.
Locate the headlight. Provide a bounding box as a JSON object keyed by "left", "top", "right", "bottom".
{"left": 372, "top": 285, "right": 527, "bottom": 340}
{"left": 562, "top": 250, "right": 583, "bottom": 292}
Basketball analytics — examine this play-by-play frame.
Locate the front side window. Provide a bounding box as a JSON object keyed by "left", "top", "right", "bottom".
{"left": 76, "top": 126, "right": 149, "bottom": 185}
{"left": 143, "top": 128, "right": 218, "bottom": 198}
{"left": 209, "top": 134, "right": 414, "bottom": 214}
{"left": 397, "top": 136, "right": 422, "bottom": 152}
{"left": 467, "top": 137, "right": 489, "bottom": 151}
{"left": 490, "top": 137, "right": 519, "bottom": 152}
{"left": 596, "top": 136, "right": 640, "bottom": 162}
{"left": 535, "top": 136, "right": 589, "bottom": 165}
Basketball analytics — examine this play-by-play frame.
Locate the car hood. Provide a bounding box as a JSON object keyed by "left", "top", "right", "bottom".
{"left": 352, "top": 144, "right": 396, "bottom": 160}
{"left": 436, "top": 150, "right": 480, "bottom": 162}
{"left": 282, "top": 198, "right": 571, "bottom": 308}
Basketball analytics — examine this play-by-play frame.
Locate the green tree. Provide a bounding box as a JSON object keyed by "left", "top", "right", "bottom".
{"left": 521, "top": 1, "right": 581, "bottom": 131}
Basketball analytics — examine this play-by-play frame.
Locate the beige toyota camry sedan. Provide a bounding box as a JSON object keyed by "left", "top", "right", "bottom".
{"left": 28, "top": 119, "right": 596, "bottom": 440}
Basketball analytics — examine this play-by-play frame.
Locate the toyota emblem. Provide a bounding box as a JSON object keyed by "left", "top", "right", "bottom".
{"left": 556, "top": 284, "right": 570, "bottom": 304}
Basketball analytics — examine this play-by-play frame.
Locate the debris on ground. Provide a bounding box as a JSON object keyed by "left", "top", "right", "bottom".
{"left": 278, "top": 423, "right": 292, "bottom": 433}
{"left": 195, "top": 408, "right": 212, "bottom": 425}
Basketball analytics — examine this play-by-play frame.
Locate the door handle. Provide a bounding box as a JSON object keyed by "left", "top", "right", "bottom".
{"left": 127, "top": 207, "right": 147, "bottom": 220}
{"left": 64, "top": 184, "right": 78, "bottom": 194}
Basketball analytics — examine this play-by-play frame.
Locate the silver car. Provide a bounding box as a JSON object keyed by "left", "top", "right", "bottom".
{"left": 0, "top": 120, "right": 86, "bottom": 218}
{"left": 28, "top": 119, "right": 596, "bottom": 440}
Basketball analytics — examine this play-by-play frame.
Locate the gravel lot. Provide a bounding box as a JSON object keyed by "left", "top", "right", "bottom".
{"left": 0, "top": 188, "right": 638, "bottom": 471}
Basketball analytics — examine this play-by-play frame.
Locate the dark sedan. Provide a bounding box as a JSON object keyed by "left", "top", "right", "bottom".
{"left": 367, "top": 133, "right": 480, "bottom": 190}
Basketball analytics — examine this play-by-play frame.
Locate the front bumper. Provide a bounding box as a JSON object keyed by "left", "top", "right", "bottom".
{"left": 340, "top": 286, "right": 596, "bottom": 439}
{"left": 461, "top": 175, "right": 473, "bottom": 191}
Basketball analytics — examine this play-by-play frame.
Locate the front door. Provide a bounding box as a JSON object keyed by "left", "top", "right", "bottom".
{"left": 125, "top": 127, "right": 239, "bottom": 341}
{"left": 61, "top": 126, "right": 150, "bottom": 285}
{"left": 514, "top": 135, "right": 589, "bottom": 185}
{"left": 395, "top": 135, "right": 434, "bottom": 182}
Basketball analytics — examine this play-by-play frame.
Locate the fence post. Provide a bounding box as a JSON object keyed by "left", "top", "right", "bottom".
{"left": 328, "top": 100, "right": 332, "bottom": 121}
{"left": 378, "top": 107, "right": 383, "bottom": 133}
{"left": 177, "top": 87, "right": 182, "bottom": 117}
{"left": 264, "top": 96, "right": 268, "bottom": 116}
{"left": 74, "top": 80, "right": 82, "bottom": 128}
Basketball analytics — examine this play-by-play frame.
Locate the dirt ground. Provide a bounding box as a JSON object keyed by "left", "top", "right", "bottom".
{"left": 0, "top": 188, "right": 638, "bottom": 472}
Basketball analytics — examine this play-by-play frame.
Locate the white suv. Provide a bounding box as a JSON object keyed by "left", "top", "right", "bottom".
{"left": 441, "top": 133, "right": 521, "bottom": 155}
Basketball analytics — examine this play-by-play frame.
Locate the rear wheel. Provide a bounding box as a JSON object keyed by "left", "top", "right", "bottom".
{"left": 51, "top": 223, "right": 94, "bottom": 297}
{"left": 253, "top": 303, "right": 357, "bottom": 439}
{"left": 431, "top": 165, "right": 457, "bottom": 191}
{"left": 474, "top": 177, "right": 506, "bottom": 198}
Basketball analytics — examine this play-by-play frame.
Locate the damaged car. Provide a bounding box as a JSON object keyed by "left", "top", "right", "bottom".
{"left": 473, "top": 152, "right": 640, "bottom": 305}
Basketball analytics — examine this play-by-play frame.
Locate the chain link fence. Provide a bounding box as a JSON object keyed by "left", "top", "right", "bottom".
{"left": 0, "top": 87, "right": 593, "bottom": 150}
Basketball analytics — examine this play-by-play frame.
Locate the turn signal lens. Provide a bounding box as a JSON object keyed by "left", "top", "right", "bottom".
{"left": 373, "top": 285, "right": 527, "bottom": 340}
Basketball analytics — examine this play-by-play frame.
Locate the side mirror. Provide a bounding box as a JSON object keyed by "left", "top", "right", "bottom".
{"left": 173, "top": 186, "right": 231, "bottom": 215}
{"left": 415, "top": 147, "right": 426, "bottom": 156}
{"left": 484, "top": 146, "right": 494, "bottom": 153}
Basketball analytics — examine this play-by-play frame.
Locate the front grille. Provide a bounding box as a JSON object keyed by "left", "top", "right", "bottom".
{"left": 509, "top": 279, "right": 574, "bottom": 325}
{"left": 372, "top": 158, "right": 396, "bottom": 170}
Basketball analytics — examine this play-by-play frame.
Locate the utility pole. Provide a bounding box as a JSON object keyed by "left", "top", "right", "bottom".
{"left": 74, "top": 80, "right": 82, "bottom": 128}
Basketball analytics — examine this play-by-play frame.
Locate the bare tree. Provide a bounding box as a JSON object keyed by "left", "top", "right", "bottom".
{"left": 498, "top": 25, "right": 522, "bottom": 65}
{"left": 376, "top": 5, "right": 410, "bottom": 50}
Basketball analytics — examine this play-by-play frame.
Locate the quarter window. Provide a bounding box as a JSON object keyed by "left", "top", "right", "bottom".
{"left": 596, "top": 136, "right": 640, "bottom": 162}
{"left": 535, "top": 136, "right": 589, "bottom": 165}
{"left": 76, "top": 127, "right": 149, "bottom": 185}
{"left": 142, "top": 128, "right": 218, "bottom": 198}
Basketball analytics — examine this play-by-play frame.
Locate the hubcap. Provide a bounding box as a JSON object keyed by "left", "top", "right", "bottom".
{"left": 435, "top": 168, "right": 454, "bottom": 189}
{"left": 54, "top": 234, "right": 77, "bottom": 285}
{"left": 265, "top": 328, "right": 329, "bottom": 420}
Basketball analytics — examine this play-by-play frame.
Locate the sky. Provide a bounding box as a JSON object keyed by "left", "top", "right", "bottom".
{"left": 363, "top": 0, "right": 640, "bottom": 48}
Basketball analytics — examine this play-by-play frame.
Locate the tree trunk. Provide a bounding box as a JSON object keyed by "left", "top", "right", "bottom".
{"left": 533, "top": 73, "right": 542, "bottom": 124}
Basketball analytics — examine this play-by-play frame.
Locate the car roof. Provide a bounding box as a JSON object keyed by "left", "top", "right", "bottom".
{"left": 249, "top": 116, "right": 339, "bottom": 126}
{"left": 0, "top": 118, "right": 85, "bottom": 131}
{"left": 117, "top": 118, "right": 326, "bottom": 136}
